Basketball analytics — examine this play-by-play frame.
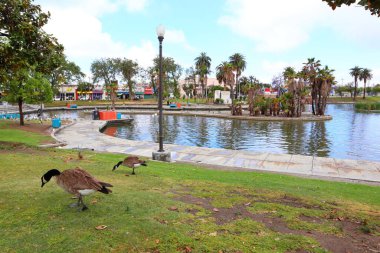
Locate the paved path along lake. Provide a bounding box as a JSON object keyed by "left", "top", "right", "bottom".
{"left": 54, "top": 119, "right": 380, "bottom": 184}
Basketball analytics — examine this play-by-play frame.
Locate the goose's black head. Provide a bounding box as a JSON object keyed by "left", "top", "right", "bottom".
{"left": 41, "top": 169, "right": 61, "bottom": 188}
{"left": 112, "top": 161, "right": 123, "bottom": 171}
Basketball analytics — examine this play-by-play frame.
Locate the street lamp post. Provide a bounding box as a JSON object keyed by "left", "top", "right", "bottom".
{"left": 152, "top": 24, "right": 171, "bottom": 162}
{"left": 157, "top": 24, "right": 165, "bottom": 152}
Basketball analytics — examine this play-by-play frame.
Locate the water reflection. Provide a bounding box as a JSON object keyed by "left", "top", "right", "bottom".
{"left": 45, "top": 105, "right": 379, "bottom": 162}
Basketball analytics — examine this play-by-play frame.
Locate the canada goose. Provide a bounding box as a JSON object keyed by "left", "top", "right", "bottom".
{"left": 41, "top": 167, "right": 113, "bottom": 211}
{"left": 112, "top": 156, "right": 147, "bottom": 175}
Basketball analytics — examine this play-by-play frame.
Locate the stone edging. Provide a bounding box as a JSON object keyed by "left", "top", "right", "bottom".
{"left": 48, "top": 120, "right": 77, "bottom": 147}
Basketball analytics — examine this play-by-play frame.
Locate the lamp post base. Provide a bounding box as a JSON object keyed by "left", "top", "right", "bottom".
{"left": 152, "top": 151, "right": 171, "bottom": 162}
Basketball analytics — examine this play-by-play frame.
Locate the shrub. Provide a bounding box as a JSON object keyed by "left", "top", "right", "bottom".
{"left": 214, "top": 98, "right": 224, "bottom": 104}
{"left": 355, "top": 102, "right": 380, "bottom": 111}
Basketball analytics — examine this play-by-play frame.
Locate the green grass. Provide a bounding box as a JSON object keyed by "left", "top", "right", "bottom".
{"left": 355, "top": 101, "right": 380, "bottom": 111}
{"left": 0, "top": 121, "right": 53, "bottom": 146}
{"left": 0, "top": 123, "right": 379, "bottom": 252}
{"left": 328, "top": 96, "right": 380, "bottom": 103}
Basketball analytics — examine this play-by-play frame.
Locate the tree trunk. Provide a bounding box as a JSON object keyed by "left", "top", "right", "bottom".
{"left": 111, "top": 90, "right": 116, "bottom": 110}
{"left": 235, "top": 73, "right": 239, "bottom": 99}
{"left": 353, "top": 77, "right": 357, "bottom": 101}
{"left": 18, "top": 98, "right": 24, "bottom": 126}
{"left": 128, "top": 81, "right": 134, "bottom": 100}
{"left": 363, "top": 79, "right": 367, "bottom": 99}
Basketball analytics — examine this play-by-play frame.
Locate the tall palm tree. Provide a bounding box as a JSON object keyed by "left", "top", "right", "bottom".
{"left": 303, "top": 58, "right": 321, "bottom": 115}
{"left": 283, "top": 67, "right": 296, "bottom": 83}
{"left": 316, "top": 66, "right": 335, "bottom": 115}
{"left": 349, "top": 66, "right": 362, "bottom": 101}
{"left": 359, "top": 68, "right": 372, "bottom": 99}
{"left": 194, "top": 52, "right": 211, "bottom": 98}
{"left": 216, "top": 61, "right": 235, "bottom": 101}
{"left": 229, "top": 53, "right": 246, "bottom": 99}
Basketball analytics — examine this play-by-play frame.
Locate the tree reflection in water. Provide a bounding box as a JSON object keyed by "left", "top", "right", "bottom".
{"left": 101, "top": 104, "right": 379, "bottom": 161}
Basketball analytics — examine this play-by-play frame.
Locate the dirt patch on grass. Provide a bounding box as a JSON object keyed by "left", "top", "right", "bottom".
{"left": 174, "top": 193, "right": 380, "bottom": 253}
{"left": 0, "top": 121, "right": 52, "bottom": 136}
{"left": 0, "top": 141, "right": 48, "bottom": 155}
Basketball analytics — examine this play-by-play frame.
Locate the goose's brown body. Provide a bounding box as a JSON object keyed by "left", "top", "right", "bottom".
{"left": 122, "top": 156, "right": 146, "bottom": 168}
{"left": 113, "top": 156, "right": 147, "bottom": 175}
{"left": 41, "top": 167, "right": 112, "bottom": 211}
{"left": 56, "top": 168, "right": 112, "bottom": 195}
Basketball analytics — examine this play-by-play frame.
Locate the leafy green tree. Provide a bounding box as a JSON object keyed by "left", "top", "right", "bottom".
{"left": 91, "top": 58, "right": 121, "bottom": 109}
{"left": 229, "top": 53, "right": 246, "bottom": 99}
{"left": 153, "top": 56, "right": 182, "bottom": 98}
{"left": 359, "top": 68, "right": 373, "bottom": 99}
{"left": 195, "top": 52, "right": 212, "bottom": 98}
{"left": 25, "top": 72, "right": 53, "bottom": 106}
{"left": 48, "top": 57, "right": 85, "bottom": 94}
{"left": 0, "top": 0, "right": 64, "bottom": 125}
{"left": 349, "top": 66, "right": 362, "bottom": 101}
{"left": 208, "top": 85, "right": 224, "bottom": 99}
{"left": 184, "top": 67, "right": 197, "bottom": 97}
{"left": 4, "top": 70, "right": 53, "bottom": 121}
{"left": 119, "top": 59, "right": 139, "bottom": 100}
{"left": 322, "top": 0, "right": 380, "bottom": 17}
{"left": 239, "top": 76, "right": 250, "bottom": 95}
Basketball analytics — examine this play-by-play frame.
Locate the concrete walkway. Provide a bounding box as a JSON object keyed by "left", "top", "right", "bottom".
{"left": 53, "top": 119, "right": 380, "bottom": 184}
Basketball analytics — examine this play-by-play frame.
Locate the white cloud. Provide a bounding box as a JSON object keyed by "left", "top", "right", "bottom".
{"left": 35, "top": 0, "right": 152, "bottom": 76}
{"left": 165, "top": 29, "right": 197, "bottom": 52}
{"left": 126, "top": 40, "right": 156, "bottom": 68}
{"left": 259, "top": 60, "right": 301, "bottom": 82}
{"left": 218, "top": 0, "right": 325, "bottom": 53}
{"left": 218, "top": 0, "right": 380, "bottom": 53}
{"left": 119, "top": 0, "right": 149, "bottom": 12}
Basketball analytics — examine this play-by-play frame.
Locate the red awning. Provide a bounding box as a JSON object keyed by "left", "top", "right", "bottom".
{"left": 144, "top": 88, "right": 153, "bottom": 95}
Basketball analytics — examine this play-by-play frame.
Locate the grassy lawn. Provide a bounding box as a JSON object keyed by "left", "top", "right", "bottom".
{"left": 0, "top": 124, "right": 379, "bottom": 252}
{"left": 0, "top": 121, "right": 54, "bottom": 146}
{"left": 328, "top": 96, "right": 380, "bottom": 103}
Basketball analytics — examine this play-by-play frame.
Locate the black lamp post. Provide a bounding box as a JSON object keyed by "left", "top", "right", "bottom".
{"left": 156, "top": 24, "right": 165, "bottom": 152}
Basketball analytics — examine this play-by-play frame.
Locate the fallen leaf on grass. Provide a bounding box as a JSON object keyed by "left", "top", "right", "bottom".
{"left": 183, "top": 246, "right": 192, "bottom": 253}
{"left": 168, "top": 206, "right": 178, "bottom": 211}
{"left": 91, "top": 199, "right": 98, "bottom": 204}
{"left": 209, "top": 232, "right": 217, "bottom": 236}
{"left": 212, "top": 208, "right": 219, "bottom": 212}
{"left": 244, "top": 202, "right": 251, "bottom": 206}
{"left": 155, "top": 239, "right": 160, "bottom": 244}
{"left": 95, "top": 225, "right": 107, "bottom": 230}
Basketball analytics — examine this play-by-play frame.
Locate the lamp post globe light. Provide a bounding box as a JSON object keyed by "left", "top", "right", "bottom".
{"left": 152, "top": 24, "right": 171, "bottom": 162}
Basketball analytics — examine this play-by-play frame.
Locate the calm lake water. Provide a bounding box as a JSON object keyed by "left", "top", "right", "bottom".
{"left": 100, "top": 104, "right": 380, "bottom": 162}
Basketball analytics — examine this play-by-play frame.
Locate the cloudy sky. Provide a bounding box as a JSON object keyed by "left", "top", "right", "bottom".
{"left": 36, "top": 0, "right": 380, "bottom": 86}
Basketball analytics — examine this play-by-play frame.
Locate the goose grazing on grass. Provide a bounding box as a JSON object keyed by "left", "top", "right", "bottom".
{"left": 41, "top": 167, "right": 113, "bottom": 211}
{"left": 112, "top": 156, "right": 147, "bottom": 175}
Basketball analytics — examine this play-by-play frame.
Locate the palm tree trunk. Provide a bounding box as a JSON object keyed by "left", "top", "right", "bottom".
{"left": 235, "top": 73, "right": 239, "bottom": 99}
{"left": 353, "top": 77, "right": 357, "bottom": 101}
{"left": 363, "top": 79, "right": 367, "bottom": 99}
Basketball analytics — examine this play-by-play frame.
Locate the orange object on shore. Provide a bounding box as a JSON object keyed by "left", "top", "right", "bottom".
{"left": 67, "top": 104, "right": 71, "bottom": 108}
{"left": 177, "top": 103, "right": 181, "bottom": 108}
{"left": 99, "top": 111, "right": 117, "bottom": 120}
